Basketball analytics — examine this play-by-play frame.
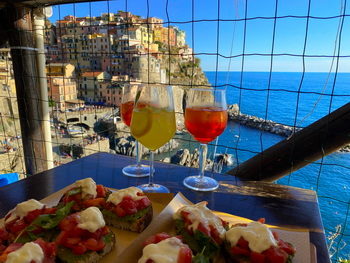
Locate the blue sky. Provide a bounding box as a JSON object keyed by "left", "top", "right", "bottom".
{"left": 51, "top": 0, "right": 350, "bottom": 72}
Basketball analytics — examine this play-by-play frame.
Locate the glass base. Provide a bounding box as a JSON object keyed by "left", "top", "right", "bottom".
{"left": 183, "top": 176, "right": 219, "bottom": 192}
{"left": 137, "top": 183, "right": 170, "bottom": 193}
{"left": 122, "top": 164, "right": 150, "bottom": 178}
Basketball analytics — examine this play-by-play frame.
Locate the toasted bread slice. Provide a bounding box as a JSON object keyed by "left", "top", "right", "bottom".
{"left": 56, "top": 232, "right": 115, "bottom": 263}
{"left": 102, "top": 205, "right": 153, "bottom": 233}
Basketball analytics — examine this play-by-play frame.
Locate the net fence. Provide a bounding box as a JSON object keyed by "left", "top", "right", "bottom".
{"left": 0, "top": 0, "right": 349, "bottom": 260}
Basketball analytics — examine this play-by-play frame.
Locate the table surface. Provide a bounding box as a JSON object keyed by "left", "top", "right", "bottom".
{"left": 0, "top": 152, "right": 330, "bottom": 262}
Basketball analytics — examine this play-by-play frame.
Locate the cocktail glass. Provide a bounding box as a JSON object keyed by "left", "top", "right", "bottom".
{"left": 120, "top": 84, "right": 150, "bottom": 177}
{"left": 130, "top": 85, "right": 176, "bottom": 193}
{"left": 183, "top": 88, "right": 228, "bottom": 191}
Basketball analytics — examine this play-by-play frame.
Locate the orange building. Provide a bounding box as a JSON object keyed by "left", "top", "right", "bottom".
{"left": 46, "top": 63, "right": 79, "bottom": 110}
{"left": 154, "top": 27, "right": 176, "bottom": 46}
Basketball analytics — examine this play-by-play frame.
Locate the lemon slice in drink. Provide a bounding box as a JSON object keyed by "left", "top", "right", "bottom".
{"left": 130, "top": 105, "right": 152, "bottom": 138}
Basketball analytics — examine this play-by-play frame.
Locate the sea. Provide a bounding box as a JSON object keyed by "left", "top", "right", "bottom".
{"left": 175, "top": 71, "right": 350, "bottom": 259}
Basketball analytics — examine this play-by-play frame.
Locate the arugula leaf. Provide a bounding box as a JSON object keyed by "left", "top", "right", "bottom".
{"left": 193, "top": 251, "right": 210, "bottom": 263}
{"left": 15, "top": 202, "right": 74, "bottom": 243}
{"left": 66, "top": 187, "right": 82, "bottom": 196}
{"left": 175, "top": 219, "right": 220, "bottom": 259}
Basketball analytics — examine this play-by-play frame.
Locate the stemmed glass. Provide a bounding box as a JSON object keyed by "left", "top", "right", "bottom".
{"left": 183, "top": 88, "right": 228, "bottom": 191}
{"left": 120, "top": 85, "right": 150, "bottom": 177}
{"left": 130, "top": 85, "right": 176, "bottom": 193}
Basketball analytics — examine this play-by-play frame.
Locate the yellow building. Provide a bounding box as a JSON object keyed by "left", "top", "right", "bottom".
{"left": 153, "top": 27, "right": 162, "bottom": 43}
{"left": 46, "top": 63, "right": 78, "bottom": 110}
{"left": 46, "top": 63, "right": 75, "bottom": 78}
{"left": 79, "top": 71, "right": 111, "bottom": 103}
{"left": 129, "top": 26, "right": 153, "bottom": 46}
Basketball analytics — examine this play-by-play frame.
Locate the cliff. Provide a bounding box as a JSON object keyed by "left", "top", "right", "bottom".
{"left": 160, "top": 45, "right": 209, "bottom": 129}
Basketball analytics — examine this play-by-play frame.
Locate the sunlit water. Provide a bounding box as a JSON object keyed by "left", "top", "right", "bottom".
{"left": 169, "top": 71, "right": 350, "bottom": 259}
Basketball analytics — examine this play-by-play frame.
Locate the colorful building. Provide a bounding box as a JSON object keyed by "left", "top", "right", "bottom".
{"left": 78, "top": 71, "right": 111, "bottom": 103}
{"left": 46, "top": 63, "right": 78, "bottom": 110}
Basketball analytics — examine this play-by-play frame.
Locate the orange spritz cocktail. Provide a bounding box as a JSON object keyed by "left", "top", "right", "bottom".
{"left": 185, "top": 106, "right": 227, "bottom": 144}
{"left": 121, "top": 100, "right": 134, "bottom": 127}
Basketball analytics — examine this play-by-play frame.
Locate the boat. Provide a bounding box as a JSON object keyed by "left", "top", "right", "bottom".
{"left": 67, "top": 125, "right": 88, "bottom": 138}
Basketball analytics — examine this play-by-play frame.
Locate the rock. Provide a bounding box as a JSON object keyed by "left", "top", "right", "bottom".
{"left": 227, "top": 104, "right": 302, "bottom": 138}
{"left": 161, "top": 157, "right": 171, "bottom": 163}
{"left": 339, "top": 145, "right": 350, "bottom": 153}
{"left": 170, "top": 148, "right": 213, "bottom": 169}
{"left": 214, "top": 153, "right": 234, "bottom": 166}
{"left": 228, "top": 104, "right": 240, "bottom": 115}
{"left": 113, "top": 134, "right": 179, "bottom": 157}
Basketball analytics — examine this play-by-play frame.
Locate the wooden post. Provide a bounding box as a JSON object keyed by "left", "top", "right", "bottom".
{"left": 226, "top": 103, "right": 350, "bottom": 181}
{"left": 1, "top": 5, "right": 49, "bottom": 175}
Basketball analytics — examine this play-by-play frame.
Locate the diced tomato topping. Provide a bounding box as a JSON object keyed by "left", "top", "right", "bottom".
{"left": 178, "top": 246, "right": 192, "bottom": 263}
{"left": 209, "top": 225, "right": 222, "bottom": 245}
{"left": 237, "top": 237, "right": 249, "bottom": 249}
{"left": 250, "top": 252, "right": 266, "bottom": 263}
{"left": 55, "top": 231, "right": 69, "bottom": 246}
{"left": 180, "top": 211, "right": 192, "bottom": 225}
{"left": 197, "top": 222, "right": 210, "bottom": 236}
{"left": 72, "top": 243, "right": 87, "bottom": 255}
{"left": 0, "top": 229, "right": 9, "bottom": 241}
{"left": 143, "top": 233, "right": 172, "bottom": 247}
{"left": 108, "top": 194, "right": 151, "bottom": 217}
{"left": 257, "top": 218, "right": 266, "bottom": 224}
{"left": 82, "top": 198, "right": 105, "bottom": 208}
{"left": 3, "top": 243, "right": 22, "bottom": 254}
{"left": 115, "top": 205, "right": 127, "bottom": 217}
{"left": 263, "top": 246, "right": 288, "bottom": 263}
{"left": 7, "top": 219, "right": 27, "bottom": 235}
{"left": 221, "top": 218, "right": 229, "bottom": 229}
{"left": 42, "top": 208, "right": 57, "bottom": 215}
{"left": 272, "top": 231, "right": 279, "bottom": 241}
{"left": 59, "top": 216, "right": 77, "bottom": 232}
{"left": 0, "top": 245, "right": 5, "bottom": 254}
{"left": 56, "top": 213, "right": 109, "bottom": 255}
{"left": 145, "top": 260, "right": 154, "bottom": 263}
{"left": 231, "top": 246, "right": 250, "bottom": 257}
{"left": 65, "top": 237, "right": 80, "bottom": 246}
{"left": 34, "top": 239, "right": 56, "bottom": 258}
{"left": 119, "top": 197, "right": 137, "bottom": 215}
{"left": 278, "top": 240, "right": 296, "bottom": 255}
{"left": 96, "top": 185, "right": 106, "bottom": 197}
{"left": 83, "top": 238, "right": 105, "bottom": 251}
{"left": 137, "top": 197, "right": 151, "bottom": 210}
{"left": 24, "top": 209, "right": 42, "bottom": 223}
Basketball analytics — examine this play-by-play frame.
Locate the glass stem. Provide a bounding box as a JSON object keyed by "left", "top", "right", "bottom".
{"left": 148, "top": 151, "right": 154, "bottom": 186}
{"left": 135, "top": 140, "right": 141, "bottom": 166}
{"left": 199, "top": 143, "right": 208, "bottom": 180}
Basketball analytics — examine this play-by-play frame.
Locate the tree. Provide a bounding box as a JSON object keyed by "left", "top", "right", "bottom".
{"left": 48, "top": 98, "right": 56, "bottom": 107}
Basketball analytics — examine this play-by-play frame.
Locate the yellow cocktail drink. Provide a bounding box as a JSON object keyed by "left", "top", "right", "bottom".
{"left": 130, "top": 104, "right": 176, "bottom": 151}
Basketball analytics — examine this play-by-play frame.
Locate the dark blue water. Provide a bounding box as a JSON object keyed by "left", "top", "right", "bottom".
{"left": 204, "top": 72, "right": 350, "bottom": 259}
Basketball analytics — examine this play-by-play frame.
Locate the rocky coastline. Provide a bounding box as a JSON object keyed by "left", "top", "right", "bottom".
{"left": 227, "top": 104, "right": 301, "bottom": 137}
{"left": 227, "top": 104, "right": 350, "bottom": 153}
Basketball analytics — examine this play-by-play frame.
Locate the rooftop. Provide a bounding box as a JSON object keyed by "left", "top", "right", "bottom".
{"left": 81, "top": 71, "right": 104, "bottom": 77}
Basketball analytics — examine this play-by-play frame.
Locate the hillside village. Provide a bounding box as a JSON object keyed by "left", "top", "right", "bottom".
{"left": 0, "top": 10, "right": 209, "bottom": 177}
{"left": 44, "top": 11, "right": 208, "bottom": 110}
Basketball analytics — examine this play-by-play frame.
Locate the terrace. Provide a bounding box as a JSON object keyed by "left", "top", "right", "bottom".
{"left": 0, "top": 0, "right": 349, "bottom": 262}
